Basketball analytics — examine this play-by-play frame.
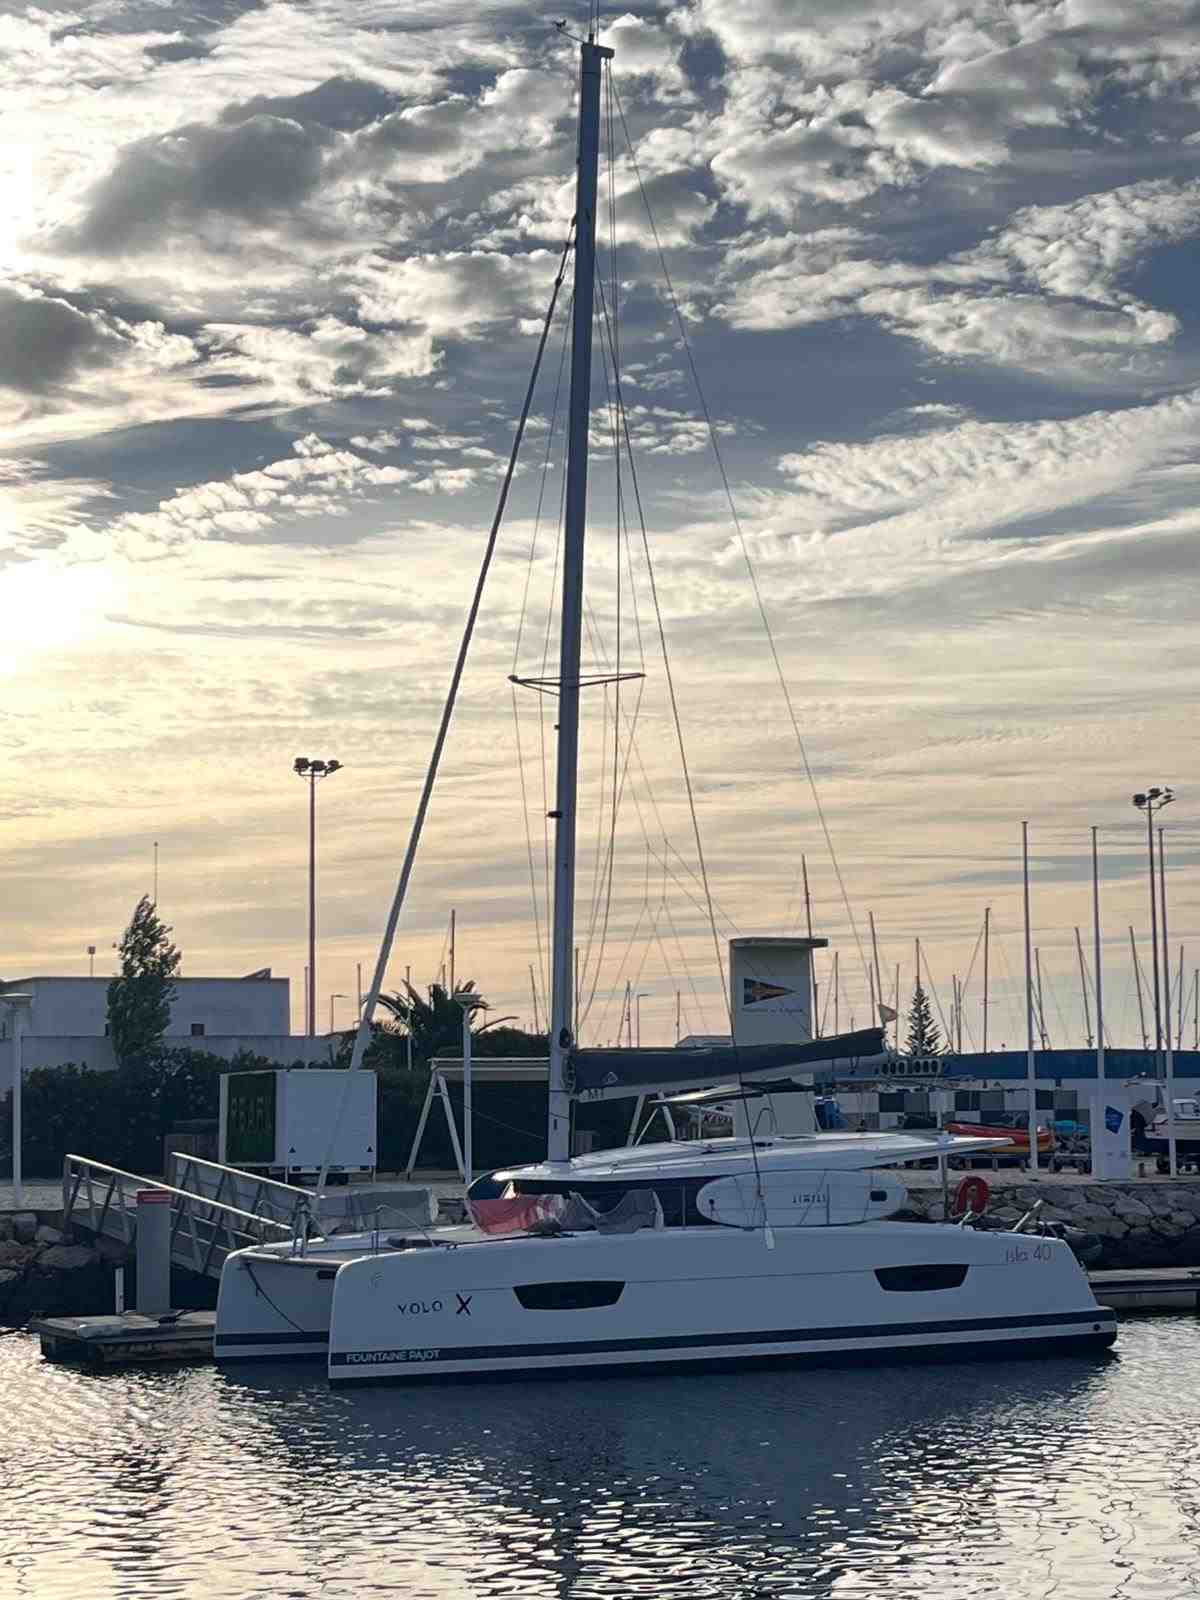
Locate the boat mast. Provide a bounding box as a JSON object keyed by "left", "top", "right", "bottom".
{"left": 1130, "top": 925, "right": 1148, "bottom": 1048}
{"left": 981, "top": 905, "right": 989, "bottom": 1053}
{"left": 547, "top": 31, "right": 612, "bottom": 1162}
{"left": 1074, "top": 925, "right": 1093, "bottom": 1048}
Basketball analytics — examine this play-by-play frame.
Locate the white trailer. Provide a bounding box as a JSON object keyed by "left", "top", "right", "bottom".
{"left": 219, "top": 1069, "right": 377, "bottom": 1182}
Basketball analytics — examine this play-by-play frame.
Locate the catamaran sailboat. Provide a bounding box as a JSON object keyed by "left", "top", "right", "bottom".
{"left": 216, "top": 28, "right": 1115, "bottom": 1380}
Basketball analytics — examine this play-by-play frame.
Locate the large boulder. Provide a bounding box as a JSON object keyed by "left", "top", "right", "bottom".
{"left": 11, "top": 1213, "right": 38, "bottom": 1244}
{"left": 34, "top": 1224, "right": 65, "bottom": 1247}
{"left": 39, "top": 1244, "right": 97, "bottom": 1271}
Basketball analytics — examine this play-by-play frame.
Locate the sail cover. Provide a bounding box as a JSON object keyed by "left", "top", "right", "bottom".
{"left": 568, "top": 1027, "right": 885, "bottom": 1101}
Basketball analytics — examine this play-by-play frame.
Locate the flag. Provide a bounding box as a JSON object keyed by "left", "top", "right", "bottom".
{"left": 878, "top": 1003, "right": 898, "bottom": 1023}
{"left": 743, "top": 979, "right": 795, "bottom": 1006}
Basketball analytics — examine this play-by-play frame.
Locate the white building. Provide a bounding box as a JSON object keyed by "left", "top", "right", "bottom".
{"left": 0, "top": 971, "right": 334, "bottom": 1092}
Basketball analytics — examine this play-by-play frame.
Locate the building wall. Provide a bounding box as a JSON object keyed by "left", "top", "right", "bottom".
{"left": 0, "top": 976, "right": 290, "bottom": 1039}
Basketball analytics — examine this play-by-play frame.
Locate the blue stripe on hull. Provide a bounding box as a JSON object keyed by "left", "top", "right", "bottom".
{"left": 331, "top": 1327, "right": 1117, "bottom": 1385}
{"left": 330, "top": 1307, "right": 1115, "bottom": 1375}
{"left": 214, "top": 1329, "right": 328, "bottom": 1361}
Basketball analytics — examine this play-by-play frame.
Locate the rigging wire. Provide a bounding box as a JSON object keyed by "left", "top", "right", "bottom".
{"left": 345, "top": 226, "right": 575, "bottom": 1081}
{"left": 594, "top": 260, "right": 728, "bottom": 1028}
{"left": 510, "top": 290, "right": 573, "bottom": 1022}
{"left": 611, "top": 76, "right": 873, "bottom": 995}
{"left": 990, "top": 925, "right": 1026, "bottom": 1049}
{"left": 916, "top": 945, "right": 954, "bottom": 1048}
{"left": 599, "top": 69, "right": 772, "bottom": 1234}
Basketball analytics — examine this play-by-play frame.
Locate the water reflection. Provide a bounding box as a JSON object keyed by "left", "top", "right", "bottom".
{"left": 5, "top": 1326, "right": 1200, "bottom": 1600}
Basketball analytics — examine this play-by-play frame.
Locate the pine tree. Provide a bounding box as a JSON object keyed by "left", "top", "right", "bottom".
{"left": 106, "top": 897, "right": 182, "bottom": 1065}
{"left": 905, "top": 981, "right": 943, "bottom": 1056}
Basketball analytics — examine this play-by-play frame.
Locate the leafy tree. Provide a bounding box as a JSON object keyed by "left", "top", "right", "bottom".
{"left": 374, "top": 979, "right": 514, "bottom": 1069}
{"left": 106, "top": 897, "right": 182, "bottom": 1065}
{"left": 905, "top": 982, "right": 943, "bottom": 1056}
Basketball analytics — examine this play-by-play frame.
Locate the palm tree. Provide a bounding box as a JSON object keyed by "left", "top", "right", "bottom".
{"left": 375, "top": 979, "right": 515, "bottom": 1067}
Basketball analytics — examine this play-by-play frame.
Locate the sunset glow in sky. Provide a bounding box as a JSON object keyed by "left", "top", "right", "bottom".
{"left": 3, "top": 0, "right": 1198, "bottom": 1049}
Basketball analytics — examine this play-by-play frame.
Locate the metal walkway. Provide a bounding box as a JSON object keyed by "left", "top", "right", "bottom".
{"left": 62, "top": 1153, "right": 438, "bottom": 1280}
{"left": 62, "top": 1154, "right": 296, "bottom": 1280}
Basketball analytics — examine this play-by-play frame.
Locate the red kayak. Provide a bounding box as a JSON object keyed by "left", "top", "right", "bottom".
{"left": 946, "top": 1121, "right": 1055, "bottom": 1154}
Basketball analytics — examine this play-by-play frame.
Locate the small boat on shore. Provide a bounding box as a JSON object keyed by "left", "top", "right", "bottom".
{"left": 945, "top": 1121, "right": 1055, "bottom": 1157}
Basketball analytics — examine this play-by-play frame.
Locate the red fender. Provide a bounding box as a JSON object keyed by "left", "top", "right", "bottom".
{"left": 953, "top": 1174, "right": 990, "bottom": 1218}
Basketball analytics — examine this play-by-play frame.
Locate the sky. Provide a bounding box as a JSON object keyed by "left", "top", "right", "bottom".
{"left": 2, "top": 0, "right": 1199, "bottom": 1053}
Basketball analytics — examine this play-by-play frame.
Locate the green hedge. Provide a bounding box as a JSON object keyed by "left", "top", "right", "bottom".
{"left": 3, "top": 1038, "right": 642, "bottom": 1178}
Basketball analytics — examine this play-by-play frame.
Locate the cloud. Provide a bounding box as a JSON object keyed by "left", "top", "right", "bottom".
{"left": 59, "top": 113, "right": 334, "bottom": 256}
{"left": 604, "top": 13, "right": 690, "bottom": 97}
{"left": 201, "top": 317, "right": 439, "bottom": 401}
{"left": 980, "top": 178, "right": 1200, "bottom": 305}
{"left": 109, "top": 434, "right": 414, "bottom": 556}
{"left": 0, "top": 457, "right": 114, "bottom": 543}
{"left": 774, "top": 389, "right": 1200, "bottom": 532}
{"left": 589, "top": 402, "right": 739, "bottom": 456}
{"left": 662, "top": 388, "right": 1200, "bottom": 622}
{"left": 864, "top": 285, "right": 1179, "bottom": 369}
{"left": 350, "top": 248, "right": 563, "bottom": 334}
{"left": 0, "top": 281, "right": 203, "bottom": 448}
{"left": 714, "top": 177, "right": 1200, "bottom": 376}
{"left": 0, "top": 284, "right": 121, "bottom": 392}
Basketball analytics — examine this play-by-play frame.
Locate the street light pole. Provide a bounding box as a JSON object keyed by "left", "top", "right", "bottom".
{"left": 1159, "top": 826, "right": 1177, "bottom": 1178}
{"left": 2, "top": 994, "right": 33, "bottom": 1209}
{"left": 294, "top": 757, "right": 343, "bottom": 1037}
{"left": 635, "top": 992, "right": 650, "bottom": 1048}
{"left": 453, "top": 991, "right": 482, "bottom": 1187}
{"left": 1021, "top": 821, "right": 1038, "bottom": 1175}
{"left": 1132, "top": 787, "right": 1173, "bottom": 1065}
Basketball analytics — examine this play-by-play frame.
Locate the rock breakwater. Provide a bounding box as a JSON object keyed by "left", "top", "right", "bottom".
{"left": 0, "top": 1210, "right": 111, "bottom": 1325}
{"left": 908, "top": 1176, "right": 1200, "bottom": 1269}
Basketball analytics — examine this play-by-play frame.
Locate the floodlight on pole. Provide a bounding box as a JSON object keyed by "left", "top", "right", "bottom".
{"left": 1132, "top": 786, "right": 1174, "bottom": 1064}
{"left": 294, "top": 757, "right": 343, "bottom": 1036}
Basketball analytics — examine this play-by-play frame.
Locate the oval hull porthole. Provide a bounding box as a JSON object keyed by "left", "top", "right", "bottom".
{"left": 875, "top": 1264, "right": 969, "bottom": 1293}
{"left": 514, "top": 1281, "right": 625, "bottom": 1311}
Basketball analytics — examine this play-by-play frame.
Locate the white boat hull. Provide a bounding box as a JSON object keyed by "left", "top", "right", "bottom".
{"left": 215, "top": 1247, "right": 341, "bottom": 1363}
{"left": 325, "top": 1221, "right": 1115, "bottom": 1384}
{"left": 215, "top": 1224, "right": 485, "bottom": 1362}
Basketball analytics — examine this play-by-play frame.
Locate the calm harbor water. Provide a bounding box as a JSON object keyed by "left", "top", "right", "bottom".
{"left": 3, "top": 1320, "right": 1199, "bottom": 1600}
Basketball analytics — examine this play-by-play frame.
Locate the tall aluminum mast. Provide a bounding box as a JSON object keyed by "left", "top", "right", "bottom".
{"left": 547, "top": 33, "right": 613, "bottom": 1161}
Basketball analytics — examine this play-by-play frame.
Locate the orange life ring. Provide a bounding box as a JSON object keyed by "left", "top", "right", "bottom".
{"left": 953, "top": 1174, "right": 990, "bottom": 1217}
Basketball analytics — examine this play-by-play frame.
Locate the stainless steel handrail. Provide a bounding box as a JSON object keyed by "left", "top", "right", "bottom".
{"left": 63, "top": 1154, "right": 293, "bottom": 1229}
{"left": 62, "top": 1154, "right": 294, "bottom": 1279}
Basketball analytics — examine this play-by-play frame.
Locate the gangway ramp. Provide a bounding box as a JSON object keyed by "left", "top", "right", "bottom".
{"left": 62, "top": 1154, "right": 438, "bottom": 1282}
{"left": 62, "top": 1155, "right": 295, "bottom": 1280}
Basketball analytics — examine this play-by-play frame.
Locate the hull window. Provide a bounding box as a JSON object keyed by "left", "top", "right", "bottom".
{"left": 514, "top": 1281, "right": 625, "bottom": 1311}
{"left": 875, "top": 1264, "right": 969, "bottom": 1293}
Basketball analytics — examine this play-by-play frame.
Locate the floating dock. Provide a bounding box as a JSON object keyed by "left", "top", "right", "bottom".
{"left": 31, "top": 1310, "right": 216, "bottom": 1365}
{"left": 1087, "top": 1268, "right": 1200, "bottom": 1313}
